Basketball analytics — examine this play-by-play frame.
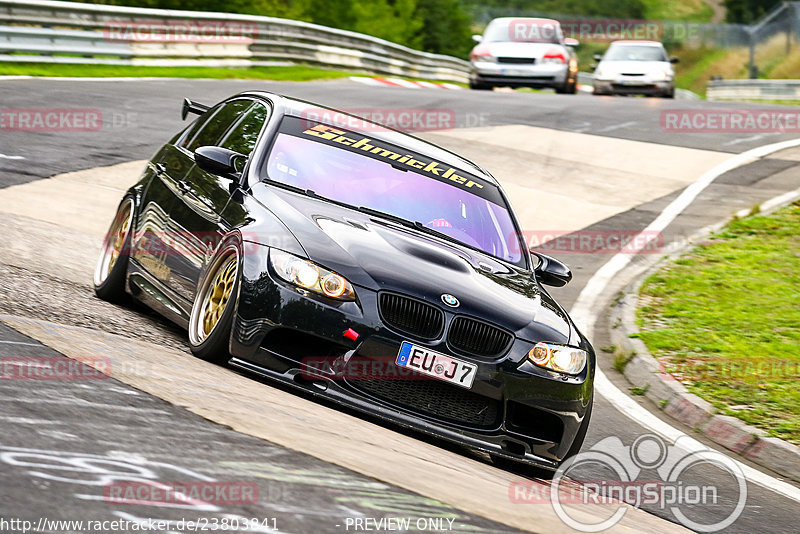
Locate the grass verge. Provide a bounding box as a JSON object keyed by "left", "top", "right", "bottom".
{"left": 636, "top": 201, "right": 800, "bottom": 444}
{"left": 0, "top": 62, "right": 362, "bottom": 81}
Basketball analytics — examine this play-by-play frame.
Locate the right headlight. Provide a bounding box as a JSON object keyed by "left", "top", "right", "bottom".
{"left": 527, "top": 342, "right": 587, "bottom": 375}
{"left": 269, "top": 249, "right": 356, "bottom": 301}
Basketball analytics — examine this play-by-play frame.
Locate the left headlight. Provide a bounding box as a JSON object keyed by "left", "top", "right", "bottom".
{"left": 527, "top": 342, "right": 587, "bottom": 375}
{"left": 269, "top": 249, "right": 356, "bottom": 301}
{"left": 652, "top": 70, "right": 672, "bottom": 82}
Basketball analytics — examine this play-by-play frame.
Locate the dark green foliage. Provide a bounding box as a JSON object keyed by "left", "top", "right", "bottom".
{"left": 723, "top": 0, "right": 782, "bottom": 23}
{"left": 67, "top": 0, "right": 475, "bottom": 57}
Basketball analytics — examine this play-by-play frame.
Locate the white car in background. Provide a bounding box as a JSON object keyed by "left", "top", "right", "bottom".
{"left": 469, "top": 17, "right": 579, "bottom": 93}
{"left": 592, "top": 40, "right": 678, "bottom": 98}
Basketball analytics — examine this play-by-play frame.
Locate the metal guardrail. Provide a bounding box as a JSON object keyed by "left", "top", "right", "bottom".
{"left": 708, "top": 79, "right": 800, "bottom": 101}
{"left": 0, "top": 0, "right": 471, "bottom": 82}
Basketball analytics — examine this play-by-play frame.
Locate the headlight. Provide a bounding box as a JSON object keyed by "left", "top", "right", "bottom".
{"left": 652, "top": 71, "right": 671, "bottom": 82}
{"left": 594, "top": 68, "right": 609, "bottom": 80}
{"left": 270, "top": 249, "right": 355, "bottom": 301}
{"left": 527, "top": 342, "right": 587, "bottom": 375}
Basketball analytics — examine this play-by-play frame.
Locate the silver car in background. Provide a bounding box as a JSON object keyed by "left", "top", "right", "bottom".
{"left": 469, "top": 17, "right": 579, "bottom": 93}
{"left": 592, "top": 40, "right": 678, "bottom": 98}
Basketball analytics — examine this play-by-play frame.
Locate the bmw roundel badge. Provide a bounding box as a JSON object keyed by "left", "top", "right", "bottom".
{"left": 441, "top": 294, "right": 460, "bottom": 308}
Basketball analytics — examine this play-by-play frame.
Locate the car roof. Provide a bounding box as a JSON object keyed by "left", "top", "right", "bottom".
{"left": 609, "top": 40, "right": 664, "bottom": 46}
{"left": 488, "top": 17, "right": 559, "bottom": 25}
{"left": 244, "top": 91, "right": 499, "bottom": 186}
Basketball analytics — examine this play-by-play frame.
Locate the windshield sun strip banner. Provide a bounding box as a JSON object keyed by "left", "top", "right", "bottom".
{"left": 277, "top": 116, "right": 504, "bottom": 205}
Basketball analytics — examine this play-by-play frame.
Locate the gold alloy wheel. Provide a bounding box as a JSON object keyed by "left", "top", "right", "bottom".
{"left": 94, "top": 200, "right": 132, "bottom": 287}
{"left": 197, "top": 254, "right": 238, "bottom": 342}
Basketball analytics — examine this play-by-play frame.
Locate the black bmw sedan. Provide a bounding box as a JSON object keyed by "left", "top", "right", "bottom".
{"left": 94, "top": 91, "right": 594, "bottom": 472}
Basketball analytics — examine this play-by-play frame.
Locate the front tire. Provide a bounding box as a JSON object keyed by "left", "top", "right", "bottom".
{"left": 188, "top": 242, "right": 240, "bottom": 364}
{"left": 94, "top": 197, "right": 134, "bottom": 303}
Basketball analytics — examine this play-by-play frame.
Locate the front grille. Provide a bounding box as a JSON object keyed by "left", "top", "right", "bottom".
{"left": 350, "top": 375, "right": 500, "bottom": 427}
{"left": 620, "top": 73, "right": 645, "bottom": 76}
{"left": 497, "top": 57, "right": 535, "bottom": 64}
{"left": 448, "top": 317, "right": 512, "bottom": 358}
{"left": 378, "top": 293, "right": 444, "bottom": 340}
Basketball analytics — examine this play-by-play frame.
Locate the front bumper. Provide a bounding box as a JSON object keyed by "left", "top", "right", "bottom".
{"left": 470, "top": 61, "right": 569, "bottom": 88}
{"left": 228, "top": 246, "right": 593, "bottom": 469}
{"left": 593, "top": 79, "right": 674, "bottom": 96}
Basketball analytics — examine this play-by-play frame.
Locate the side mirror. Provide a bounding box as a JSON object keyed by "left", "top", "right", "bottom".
{"left": 532, "top": 253, "right": 572, "bottom": 287}
{"left": 593, "top": 54, "right": 603, "bottom": 61}
{"left": 472, "top": 34, "right": 483, "bottom": 43}
{"left": 564, "top": 37, "right": 579, "bottom": 47}
{"left": 194, "top": 146, "right": 246, "bottom": 178}
{"left": 670, "top": 57, "right": 680, "bottom": 64}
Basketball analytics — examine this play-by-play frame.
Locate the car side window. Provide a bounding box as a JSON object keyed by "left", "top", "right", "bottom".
{"left": 219, "top": 103, "right": 269, "bottom": 157}
{"left": 185, "top": 99, "right": 254, "bottom": 153}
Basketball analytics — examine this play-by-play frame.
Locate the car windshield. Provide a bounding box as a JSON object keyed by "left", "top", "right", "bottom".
{"left": 483, "top": 19, "right": 562, "bottom": 44}
{"left": 604, "top": 45, "right": 667, "bottom": 61}
{"left": 263, "top": 117, "right": 524, "bottom": 266}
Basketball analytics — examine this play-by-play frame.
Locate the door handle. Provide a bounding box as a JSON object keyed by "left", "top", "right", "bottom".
{"left": 154, "top": 163, "right": 167, "bottom": 175}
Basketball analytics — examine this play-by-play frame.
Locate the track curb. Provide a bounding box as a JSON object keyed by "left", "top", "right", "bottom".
{"left": 608, "top": 189, "right": 800, "bottom": 484}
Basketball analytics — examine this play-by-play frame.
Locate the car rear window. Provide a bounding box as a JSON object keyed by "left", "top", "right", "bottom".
{"left": 484, "top": 19, "right": 563, "bottom": 44}
{"left": 262, "top": 116, "right": 525, "bottom": 266}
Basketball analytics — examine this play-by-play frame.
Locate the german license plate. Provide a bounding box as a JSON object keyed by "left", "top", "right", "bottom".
{"left": 395, "top": 341, "right": 477, "bottom": 389}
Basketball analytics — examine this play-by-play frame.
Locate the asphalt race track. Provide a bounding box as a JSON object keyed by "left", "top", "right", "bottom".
{"left": 1, "top": 77, "right": 799, "bottom": 533}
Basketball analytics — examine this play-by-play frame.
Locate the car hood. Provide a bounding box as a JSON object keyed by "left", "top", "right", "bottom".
{"left": 597, "top": 60, "right": 672, "bottom": 76}
{"left": 257, "top": 186, "right": 572, "bottom": 344}
{"left": 478, "top": 41, "right": 565, "bottom": 59}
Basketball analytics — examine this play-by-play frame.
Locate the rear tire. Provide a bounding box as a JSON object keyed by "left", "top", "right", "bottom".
{"left": 94, "top": 197, "right": 134, "bottom": 303}
{"left": 188, "top": 241, "right": 240, "bottom": 364}
{"left": 556, "top": 78, "right": 577, "bottom": 94}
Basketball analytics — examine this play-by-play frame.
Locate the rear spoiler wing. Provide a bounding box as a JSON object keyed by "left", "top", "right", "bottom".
{"left": 181, "top": 98, "right": 210, "bottom": 120}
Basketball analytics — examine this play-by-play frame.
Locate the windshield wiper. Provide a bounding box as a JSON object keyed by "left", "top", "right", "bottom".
{"left": 357, "top": 206, "right": 467, "bottom": 249}
{"left": 357, "top": 206, "right": 422, "bottom": 229}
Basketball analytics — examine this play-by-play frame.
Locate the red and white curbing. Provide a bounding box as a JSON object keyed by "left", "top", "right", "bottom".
{"left": 351, "top": 75, "right": 592, "bottom": 93}
{"left": 349, "top": 76, "right": 464, "bottom": 90}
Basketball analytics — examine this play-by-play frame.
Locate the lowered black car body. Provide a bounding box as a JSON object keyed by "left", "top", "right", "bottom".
{"left": 95, "top": 91, "right": 595, "bottom": 471}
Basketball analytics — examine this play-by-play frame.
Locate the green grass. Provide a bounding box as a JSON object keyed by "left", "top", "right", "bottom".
{"left": 0, "top": 62, "right": 361, "bottom": 81}
{"left": 0, "top": 62, "right": 467, "bottom": 87}
{"left": 637, "top": 202, "right": 800, "bottom": 444}
{"left": 641, "top": 0, "right": 715, "bottom": 22}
